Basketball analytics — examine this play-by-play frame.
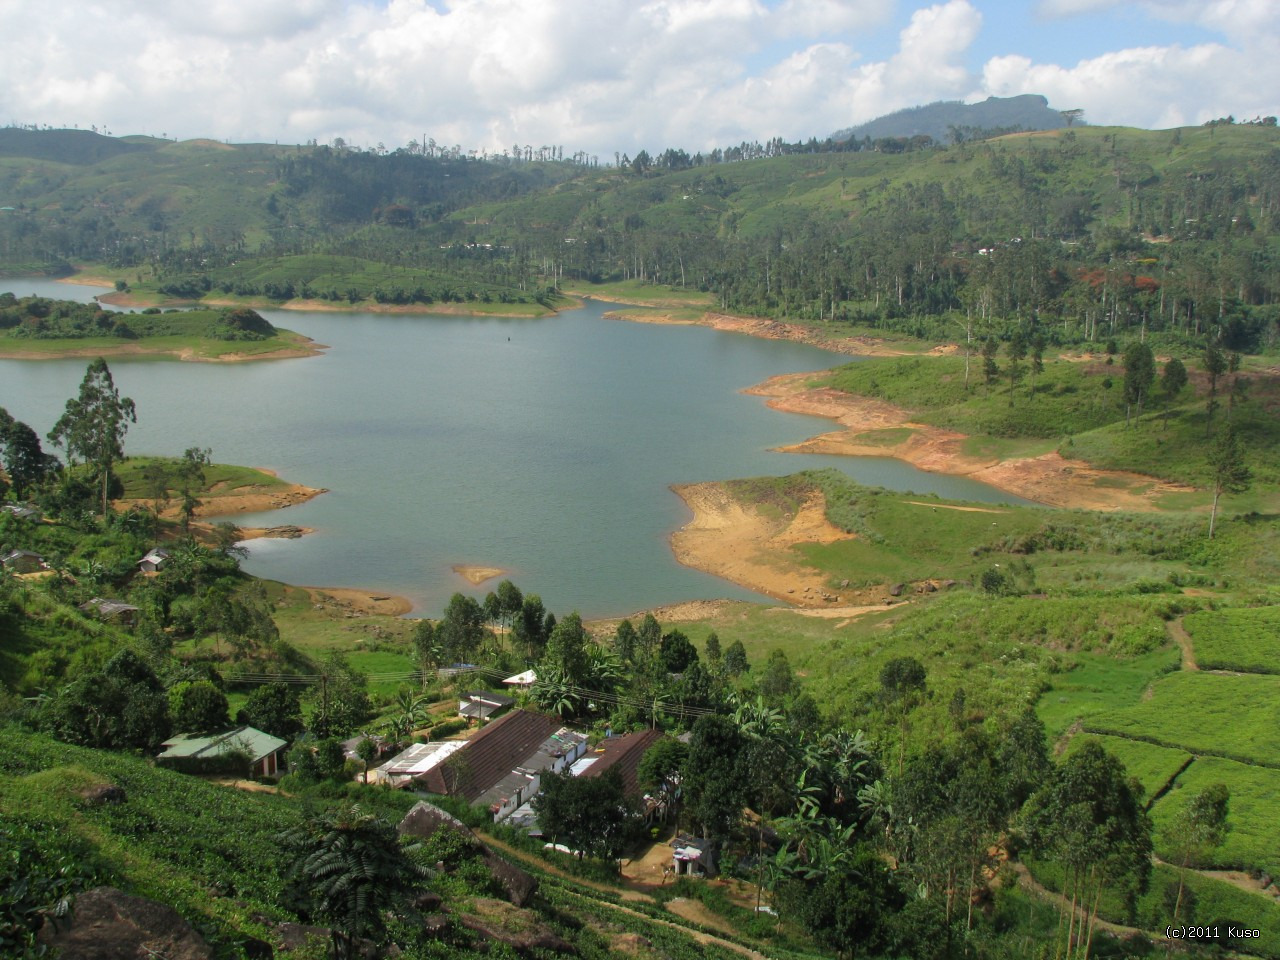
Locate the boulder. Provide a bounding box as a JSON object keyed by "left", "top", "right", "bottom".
{"left": 79, "top": 783, "right": 127, "bottom": 806}
{"left": 397, "top": 802, "right": 536, "bottom": 907}
{"left": 456, "top": 899, "right": 572, "bottom": 953}
{"left": 889, "top": 583, "right": 904, "bottom": 597}
{"left": 36, "top": 886, "right": 213, "bottom": 960}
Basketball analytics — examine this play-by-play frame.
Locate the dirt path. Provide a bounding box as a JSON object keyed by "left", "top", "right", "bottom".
{"left": 746, "top": 372, "right": 1196, "bottom": 512}
{"left": 1167, "top": 618, "right": 1199, "bottom": 670}
{"left": 1009, "top": 861, "right": 1152, "bottom": 942}
{"left": 478, "top": 835, "right": 768, "bottom": 958}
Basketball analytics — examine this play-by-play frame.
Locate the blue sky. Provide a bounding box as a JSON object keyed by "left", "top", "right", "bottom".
{"left": 1, "top": 0, "right": 1275, "bottom": 154}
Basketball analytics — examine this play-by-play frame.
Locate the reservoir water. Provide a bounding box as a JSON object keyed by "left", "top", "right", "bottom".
{"left": 1, "top": 280, "right": 1032, "bottom": 617}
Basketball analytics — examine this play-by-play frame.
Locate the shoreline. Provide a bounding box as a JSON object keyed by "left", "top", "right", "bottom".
{"left": 603, "top": 307, "right": 948, "bottom": 358}
{"left": 93, "top": 289, "right": 562, "bottom": 319}
{"left": 0, "top": 335, "right": 326, "bottom": 363}
{"left": 745, "top": 371, "right": 1196, "bottom": 512}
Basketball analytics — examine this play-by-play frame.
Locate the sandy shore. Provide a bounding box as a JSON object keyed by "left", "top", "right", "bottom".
{"left": 746, "top": 371, "right": 1195, "bottom": 512}
{"left": 117, "top": 480, "right": 327, "bottom": 523}
{"left": 670, "top": 483, "right": 878, "bottom": 606}
{"left": 603, "top": 308, "right": 947, "bottom": 358}
{"left": 452, "top": 564, "right": 507, "bottom": 585}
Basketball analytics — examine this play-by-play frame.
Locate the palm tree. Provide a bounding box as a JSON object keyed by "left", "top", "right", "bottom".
{"left": 280, "top": 805, "right": 426, "bottom": 959}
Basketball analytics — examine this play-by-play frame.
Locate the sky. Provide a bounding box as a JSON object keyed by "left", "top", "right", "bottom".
{"left": 1, "top": 0, "right": 1276, "bottom": 157}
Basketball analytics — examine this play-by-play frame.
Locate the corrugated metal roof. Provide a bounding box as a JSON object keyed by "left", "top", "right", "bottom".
{"left": 158, "top": 725, "right": 287, "bottom": 763}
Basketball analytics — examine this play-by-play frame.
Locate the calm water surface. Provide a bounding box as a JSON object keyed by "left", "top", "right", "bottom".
{"left": 1, "top": 280, "right": 1032, "bottom": 616}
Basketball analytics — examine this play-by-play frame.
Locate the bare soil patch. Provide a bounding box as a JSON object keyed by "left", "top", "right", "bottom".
{"left": 304, "top": 587, "right": 412, "bottom": 617}
{"left": 670, "top": 484, "right": 855, "bottom": 605}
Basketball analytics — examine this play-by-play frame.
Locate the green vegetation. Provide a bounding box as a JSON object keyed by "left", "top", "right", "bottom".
{"left": 0, "top": 295, "right": 311, "bottom": 359}
{"left": 1064, "top": 734, "right": 1192, "bottom": 800}
{"left": 1183, "top": 605, "right": 1280, "bottom": 673}
{"left": 1152, "top": 756, "right": 1280, "bottom": 877}
{"left": 1085, "top": 671, "right": 1280, "bottom": 767}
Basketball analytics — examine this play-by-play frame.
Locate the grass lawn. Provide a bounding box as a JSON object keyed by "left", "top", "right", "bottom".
{"left": 1085, "top": 671, "right": 1280, "bottom": 767}
{"left": 1182, "top": 606, "right": 1280, "bottom": 674}
{"left": 1152, "top": 755, "right": 1280, "bottom": 878}
{"left": 117, "top": 458, "right": 290, "bottom": 500}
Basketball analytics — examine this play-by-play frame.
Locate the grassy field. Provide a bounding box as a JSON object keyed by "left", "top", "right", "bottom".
{"left": 1182, "top": 606, "right": 1280, "bottom": 674}
{"left": 116, "top": 458, "right": 291, "bottom": 500}
{"left": 1085, "top": 671, "right": 1280, "bottom": 767}
{"left": 0, "top": 326, "right": 315, "bottom": 360}
{"left": 1151, "top": 755, "right": 1280, "bottom": 878}
{"left": 1064, "top": 733, "right": 1192, "bottom": 800}
{"left": 1036, "top": 647, "right": 1181, "bottom": 739}
{"left": 818, "top": 354, "right": 1280, "bottom": 505}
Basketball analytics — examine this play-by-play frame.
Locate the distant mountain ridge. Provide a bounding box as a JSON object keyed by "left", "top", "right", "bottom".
{"left": 833, "top": 94, "right": 1078, "bottom": 144}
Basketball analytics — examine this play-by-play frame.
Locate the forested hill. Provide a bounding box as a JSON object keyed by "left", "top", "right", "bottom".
{"left": 0, "top": 127, "right": 160, "bottom": 165}
{"left": 831, "top": 94, "right": 1074, "bottom": 143}
{"left": 2, "top": 122, "right": 1279, "bottom": 353}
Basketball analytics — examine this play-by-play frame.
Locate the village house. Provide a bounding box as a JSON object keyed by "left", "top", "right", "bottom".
{"left": 137, "top": 548, "right": 171, "bottom": 573}
{"left": 78, "top": 598, "right": 140, "bottom": 626}
{"left": 502, "top": 669, "right": 537, "bottom": 691}
{"left": 374, "top": 740, "right": 468, "bottom": 787}
{"left": 458, "top": 689, "right": 516, "bottom": 724}
{"left": 157, "top": 725, "right": 289, "bottom": 778}
{"left": 1, "top": 503, "right": 42, "bottom": 522}
{"left": 0, "top": 549, "right": 47, "bottom": 574}
{"left": 410, "top": 709, "right": 587, "bottom": 821}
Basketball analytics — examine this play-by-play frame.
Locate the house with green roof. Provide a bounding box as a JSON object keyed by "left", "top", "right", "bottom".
{"left": 157, "top": 725, "right": 288, "bottom": 778}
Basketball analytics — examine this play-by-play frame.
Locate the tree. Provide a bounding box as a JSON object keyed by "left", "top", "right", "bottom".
{"left": 279, "top": 805, "right": 426, "bottom": 959}
{"left": 637, "top": 613, "right": 662, "bottom": 660}
{"left": 683, "top": 714, "right": 749, "bottom": 847}
{"left": 613, "top": 618, "right": 638, "bottom": 663}
{"left": 237, "top": 682, "right": 304, "bottom": 740}
{"left": 1005, "top": 332, "right": 1027, "bottom": 406}
{"left": 980, "top": 337, "right": 1000, "bottom": 396}
{"left": 411, "top": 620, "right": 442, "bottom": 686}
{"left": 1165, "top": 783, "right": 1229, "bottom": 925}
{"left": 1121, "top": 341, "right": 1155, "bottom": 427}
{"left": 168, "top": 679, "right": 230, "bottom": 733}
{"left": 1022, "top": 741, "right": 1153, "bottom": 959}
{"left": 1160, "top": 357, "right": 1188, "bottom": 429}
{"left": 436, "top": 593, "right": 486, "bottom": 665}
{"left": 533, "top": 767, "right": 638, "bottom": 864}
{"left": 1028, "top": 334, "right": 1046, "bottom": 399}
{"left": 511, "top": 594, "right": 548, "bottom": 660}
{"left": 722, "top": 640, "right": 749, "bottom": 677}
{"left": 759, "top": 649, "right": 797, "bottom": 703}
{"left": 880, "top": 657, "right": 926, "bottom": 774}
{"left": 356, "top": 737, "right": 380, "bottom": 784}
{"left": 47, "top": 358, "right": 137, "bottom": 516}
{"left": 175, "top": 447, "right": 210, "bottom": 533}
{"left": 310, "top": 654, "right": 373, "bottom": 738}
{"left": 1207, "top": 424, "right": 1251, "bottom": 540}
{"left": 658, "top": 629, "right": 698, "bottom": 673}
{"left": 495, "top": 579, "right": 523, "bottom": 630}
{"left": 42, "top": 649, "right": 170, "bottom": 750}
{"left": 0, "top": 411, "right": 59, "bottom": 500}
{"left": 638, "top": 736, "right": 688, "bottom": 822}
{"left": 1202, "top": 341, "right": 1228, "bottom": 435}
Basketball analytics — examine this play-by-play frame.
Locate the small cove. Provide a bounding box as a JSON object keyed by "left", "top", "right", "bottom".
{"left": 1, "top": 280, "right": 1033, "bottom": 616}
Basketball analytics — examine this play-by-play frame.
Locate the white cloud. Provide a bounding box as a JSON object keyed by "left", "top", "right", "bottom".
{"left": 979, "top": 40, "right": 1280, "bottom": 127}
{"left": 0, "top": 0, "right": 1272, "bottom": 156}
{"left": 1038, "top": 0, "right": 1280, "bottom": 40}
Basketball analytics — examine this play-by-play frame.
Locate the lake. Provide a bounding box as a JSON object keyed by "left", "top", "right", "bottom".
{"left": 1, "top": 279, "right": 1032, "bottom": 617}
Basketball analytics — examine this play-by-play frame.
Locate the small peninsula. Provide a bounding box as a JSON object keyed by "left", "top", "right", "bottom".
{"left": 0, "top": 294, "right": 323, "bottom": 361}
